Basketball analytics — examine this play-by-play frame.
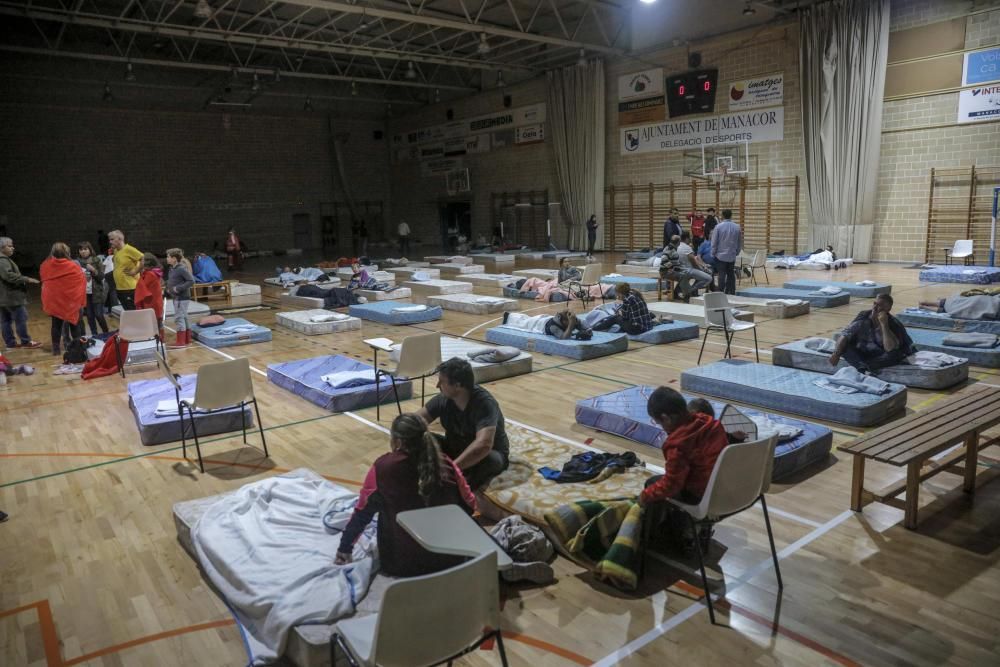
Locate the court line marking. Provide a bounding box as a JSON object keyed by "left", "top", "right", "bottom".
{"left": 591, "top": 510, "right": 854, "bottom": 667}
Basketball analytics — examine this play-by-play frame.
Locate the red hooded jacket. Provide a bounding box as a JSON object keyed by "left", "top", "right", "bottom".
{"left": 641, "top": 411, "right": 730, "bottom": 505}
{"left": 40, "top": 257, "right": 86, "bottom": 324}
{"left": 135, "top": 268, "right": 164, "bottom": 322}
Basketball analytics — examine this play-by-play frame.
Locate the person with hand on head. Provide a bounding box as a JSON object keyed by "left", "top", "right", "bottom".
{"left": 829, "top": 293, "right": 914, "bottom": 375}
{"left": 415, "top": 358, "right": 510, "bottom": 491}
{"left": 107, "top": 230, "right": 143, "bottom": 310}
{"left": 0, "top": 236, "right": 42, "bottom": 349}
{"left": 334, "top": 413, "right": 476, "bottom": 576}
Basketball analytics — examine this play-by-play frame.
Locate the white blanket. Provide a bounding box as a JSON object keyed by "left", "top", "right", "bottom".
{"left": 815, "top": 366, "right": 891, "bottom": 395}
{"left": 815, "top": 286, "right": 843, "bottom": 295}
{"left": 906, "top": 350, "right": 964, "bottom": 368}
{"left": 856, "top": 280, "right": 876, "bottom": 287}
{"left": 192, "top": 470, "right": 376, "bottom": 665}
{"left": 309, "top": 312, "right": 349, "bottom": 323}
{"left": 154, "top": 398, "right": 196, "bottom": 416}
{"left": 392, "top": 305, "right": 427, "bottom": 313}
{"left": 749, "top": 415, "right": 802, "bottom": 442}
{"left": 321, "top": 370, "right": 377, "bottom": 388}
{"left": 766, "top": 298, "right": 806, "bottom": 306}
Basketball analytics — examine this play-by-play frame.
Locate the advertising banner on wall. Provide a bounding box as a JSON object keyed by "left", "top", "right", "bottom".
{"left": 963, "top": 47, "right": 1000, "bottom": 86}
{"left": 620, "top": 107, "right": 784, "bottom": 155}
{"left": 618, "top": 68, "right": 664, "bottom": 100}
{"left": 957, "top": 85, "right": 1000, "bottom": 124}
{"left": 515, "top": 124, "right": 545, "bottom": 145}
{"left": 420, "top": 157, "right": 464, "bottom": 176}
{"left": 727, "top": 72, "right": 784, "bottom": 110}
{"left": 618, "top": 96, "right": 667, "bottom": 125}
{"left": 392, "top": 103, "right": 546, "bottom": 146}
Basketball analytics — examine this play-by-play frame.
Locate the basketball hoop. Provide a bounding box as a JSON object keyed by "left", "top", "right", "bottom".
{"left": 711, "top": 164, "right": 738, "bottom": 207}
{"left": 709, "top": 164, "right": 729, "bottom": 189}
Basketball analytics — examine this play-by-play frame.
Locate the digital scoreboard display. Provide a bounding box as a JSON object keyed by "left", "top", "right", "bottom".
{"left": 666, "top": 69, "right": 719, "bottom": 118}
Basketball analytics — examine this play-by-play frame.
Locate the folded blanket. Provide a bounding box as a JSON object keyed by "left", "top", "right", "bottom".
{"left": 765, "top": 298, "right": 806, "bottom": 306}
{"left": 814, "top": 286, "right": 843, "bottom": 295}
{"left": 391, "top": 305, "right": 427, "bottom": 313}
{"left": 475, "top": 297, "right": 506, "bottom": 304}
{"left": 467, "top": 346, "right": 521, "bottom": 363}
{"left": 749, "top": 415, "right": 802, "bottom": 442}
{"left": 544, "top": 499, "right": 642, "bottom": 591}
{"left": 410, "top": 271, "right": 432, "bottom": 281}
{"left": 308, "top": 312, "right": 349, "bottom": 323}
{"left": 803, "top": 337, "right": 837, "bottom": 353}
{"left": 320, "top": 370, "right": 377, "bottom": 388}
{"left": 962, "top": 269, "right": 987, "bottom": 275}
{"left": 814, "top": 379, "right": 859, "bottom": 394}
{"left": 214, "top": 324, "right": 261, "bottom": 336}
{"left": 154, "top": 398, "right": 196, "bottom": 416}
{"left": 825, "top": 366, "right": 891, "bottom": 394}
{"left": 906, "top": 350, "right": 964, "bottom": 368}
{"left": 942, "top": 332, "right": 1000, "bottom": 348}
{"left": 856, "top": 280, "right": 876, "bottom": 287}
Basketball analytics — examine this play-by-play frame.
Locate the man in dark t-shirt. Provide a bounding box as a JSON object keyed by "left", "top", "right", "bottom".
{"left": 417, "top": 358, "right": 510, "bottom": 490}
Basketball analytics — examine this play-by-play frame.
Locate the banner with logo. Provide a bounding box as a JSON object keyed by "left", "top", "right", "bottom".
{"left": 728, "top": 73, "right": 784, "bottom": 110}
{"left": 515, "top": 124, "right": 545, "bottom": 145}
{"left": 618, "top": 96, "right": 666, "bottom": 125}
{"left": 618, "top": 68, "right": 663, "bottom": 101}
{"left": 620, "top": 108, "right": 784, "bottom": 155}
{"left": 420, "top": 157, "right": 463, "bottom": 177}
{"left": 963, "top": 47, "right": 1000, "bottom": 86}
{"left": 957, "top": 85, "right": 1000, "bottom": 124}
{"left": 392, "top": 103, "right": 546, "bottom": 147}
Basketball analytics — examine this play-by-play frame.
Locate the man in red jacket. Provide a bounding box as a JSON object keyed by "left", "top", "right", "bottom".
{"left": 640, "top": 387, "right": 730, "bottom": 553}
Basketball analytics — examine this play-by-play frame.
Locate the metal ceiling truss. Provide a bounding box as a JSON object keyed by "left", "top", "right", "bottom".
{"left": 0, "top": 0, "right": 629, "bottom": 100}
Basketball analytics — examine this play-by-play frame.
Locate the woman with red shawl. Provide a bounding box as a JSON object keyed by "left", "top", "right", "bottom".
{"left": 225, "top": 227, "right": 243, "bottom": 272}
{"left": 41, "top": 242, "right": 86, "bottom": 356}
{"left": 135, "top": 253, "right": 165, "bottom": 338}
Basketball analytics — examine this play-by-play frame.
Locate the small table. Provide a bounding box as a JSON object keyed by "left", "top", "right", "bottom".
{"left": 191, "top": 280, "right": 235, "bottom": 303}
{"left": 397, "top": 505, "right": 513, "bottom": 571}
{"left": 842, "top": 386, "right": 1000, "bottom": 529}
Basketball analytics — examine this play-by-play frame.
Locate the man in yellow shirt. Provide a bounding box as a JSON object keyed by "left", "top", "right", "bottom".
{"left": 108, "top": 230, "right": 143, "bottom": 310}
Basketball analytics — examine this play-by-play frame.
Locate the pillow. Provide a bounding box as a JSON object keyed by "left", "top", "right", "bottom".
{"left": 198, "top": 314, "right": 225, "bottom": 327}
{"left": 467, "top": 346, "right": 521, "bottom": 363}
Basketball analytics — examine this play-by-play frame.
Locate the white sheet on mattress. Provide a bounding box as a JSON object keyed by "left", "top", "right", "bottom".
{"left": 191, "top": 470, "right": 376, "bottom": 665}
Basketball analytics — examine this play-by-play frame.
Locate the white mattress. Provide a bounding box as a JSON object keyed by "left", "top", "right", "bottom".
{"left": 354, "top": 287, "right": 412, "bottom": 301}
{"left": 426, "top": 293, "right": 518, "bottom": 314}
{"left": 403, "top": 279, "right": 474, "bottom": 296}
{"left": 384, "top": 266, "right": 441, "bottom": 280}
{"left": 690, "top": 294, "right": 810, "bottom": 319}
{"left": 464, "top": 273, "right": 519, "bottom": 288}
{"left": 512, "top": 268, "right": 559, "bottom": 280}
{"left": 230, "top": 283, "right": 261, "bottom": 296}
{"left": 275, "top": 310, "right": 362, "bottom": 335}
{"left": 111, "top": 302, "right": 210, "bottom": 318}
{"left": 614, "top": 264, "right": 659, "bottom": 277}
{"left": 472, "top": 253, "right": 516, "bottom": 264}
{"left": 335, "top": 268, "right": 393, "bottom": 283}
{"left": 390, "top": 335, "right": 532, "bottom": 383}
{"left": 436, "top": 263, "right": 485, "bottom": 275}
{"left": 766, "top": 257, "right": 855, "bottom": 271}
{"left": 647, "top": 301, "right": 754, "bottom": 327}
{"left": 279, "top": 293, "right": 325, "bottom": 310}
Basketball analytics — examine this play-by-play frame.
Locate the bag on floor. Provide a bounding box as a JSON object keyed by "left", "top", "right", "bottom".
{"left": 63, "top": 337, "right": 95, "bottom": 364}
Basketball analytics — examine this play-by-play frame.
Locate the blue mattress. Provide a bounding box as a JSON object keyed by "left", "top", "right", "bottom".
{"left": 266, "top": 355, "right": 412, "bottom": 412}
{"left": 772, "top": 338, "right": 968, "bottom": 390}
{"left": 737, "top": 287, "right": 850, "bottom": 308}
{"left": 501, "top": 285, "right": 569, "bottom": 302}
{"left": 600, "top": 276, "right": 659, "bottom": 292}
{"left": 680, "top": 359, "right": 907, "bottom": 426}
{"left": 348, "top": 302, "right": 443, "bottom": 325}
{"left": 127, "top": 375, "right": 252, "bottom": 446}
{"left": 781, "top": 279, "right": 890, "bottom": 298}
{"left": 575, "top": 386, "right": 833, "bottom": 480}
{"left": 919, "top": 266, "right": 1000, "bottom": 284}
{"left": 484, "top": 326, "right": 628, "bottom": 360}
{"left": 909, "top": 328, "right": 1000, "bottom": 368}
{"left": 630, "top": 320, "right": 699, "bottom": 344}
{"left": 898, "top": 308, "right": 1000, "bottom": 335}
{"left": 190, "top": 318, "right": 272, "bottom": 348}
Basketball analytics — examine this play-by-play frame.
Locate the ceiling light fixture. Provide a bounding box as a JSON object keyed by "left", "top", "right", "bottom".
{"left": 743, "top": 1, "right": 756, "bottom": 16}
{"left": 351, "top": 81, "right": 358, "bottom": 96}
{"left": 251, "top": 72, "right": 260, "bottom": 92}
{"left": 386, "top": 103, "right": 393, "bottom": 117}
{"left": 639, "top": 0, "right": 656, "bottom": 4}
{"left": 577, "top": 48, "right": 587, "bottom": 67}
{"left": 303, "top": 96, "right": 313, "bottom": 111}
{"left": 434, "top": 88, "right": 440, "bottom": 103}
{"left": 496, "top": 70, "right": 505, "bottom": 88}
{"left": 273, "top": 69, "right": 281, "bottom": 83}
{"left": 124, "top": 62, "right": 136, "bottom": 82}
{"left": 102, "top": 82, "right": 113, "bottom": 102}
{"left": 477, "top": 33, "right": 491, "bottom": 55}
{"left": 405, "top": 61, "right": 417, "bottom": 80}
{"left": 194, "top": 0, "right": 213, "bottom": 19}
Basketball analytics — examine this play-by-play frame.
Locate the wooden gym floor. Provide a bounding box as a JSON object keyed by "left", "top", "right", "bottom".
{"left": 2, "top": 254, "right": 999, "bottom": 666}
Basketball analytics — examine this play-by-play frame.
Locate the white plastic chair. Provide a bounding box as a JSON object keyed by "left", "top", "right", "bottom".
{"left": 746, "top": 249, "right": 769, "bottom": 285}
{"left": 114, "top": 308, "right": 164, "bottom": 377}
{"left": 331, "top": 551, "right": 508, "bottom": 667}
{"left": 698, "top": 292, "right": 759, "bottom": 364}
{"left": 569, "top": 263, "right": 606, "bottom": 308}
{"left": 944, "top": 240, "right": 974, "bottom": 265}
{"left": 158, "top": 354, "right": 267, "bottom": 473}
{"left": 663, "top": 435, "right": 781, "bottom": 624}
{"left": 375, "top": 332, "right": 442, "bottom": 420}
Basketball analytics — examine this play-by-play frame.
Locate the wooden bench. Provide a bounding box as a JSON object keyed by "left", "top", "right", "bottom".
{"left": 191, "top": 280, "right": 235, "bottom": 303}
{"left": 842, "top": 386, "right": 1000, "bottom": 529}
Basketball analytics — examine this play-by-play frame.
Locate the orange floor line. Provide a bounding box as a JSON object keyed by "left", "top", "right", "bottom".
{"left": 0, "top": 600, "right": 63, "bottom": 666}
{"left": 61, "top": 619, "right": 236, "bottom": 666}
{"left": 503, "top": 631, "right": 591, "bottom": 665}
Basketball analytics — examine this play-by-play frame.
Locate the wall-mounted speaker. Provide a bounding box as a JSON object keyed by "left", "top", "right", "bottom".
{"left": 373, "top": 130, "right": 383, "bottom": 140}
{"left": 446, "top": 108, "right": 454, "bottom": 120}
{"left": 688, "top": 52, "right": 702, "bottom": 68}
{"left": 503, "top": 95, "right": 512, "bottom": 108}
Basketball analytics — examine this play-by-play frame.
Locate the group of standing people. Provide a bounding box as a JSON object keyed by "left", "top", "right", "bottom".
{"left": 658, "top": 208, "right": 743, "bottom": 300}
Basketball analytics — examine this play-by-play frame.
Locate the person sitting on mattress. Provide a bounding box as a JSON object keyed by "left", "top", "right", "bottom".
{"left": 335, "top": 412, "right": 476, "bottom": 576}
{"left": 501, "top": 310, "right": 592, "bottom": 340}
{"left": 591, "top": 282, "right": 653, "bottom": 335}
{"left": 416, "top": 358, "right": 511, "bottom": 490}
{"left": 829, "top": 294, "right": 915, "bottom": 374}
{"left": 658, "top": 236, "right": 697, "bottom": 302}
{"left": 346, "top": 262, "right": 370, "bottom": 289}
{"left": 640, "top": 387, "right": 731, "bottom": 553}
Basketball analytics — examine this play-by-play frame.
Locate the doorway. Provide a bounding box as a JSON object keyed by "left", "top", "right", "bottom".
{"left": 439, "top": 201, "right": 471, "bottom": 253}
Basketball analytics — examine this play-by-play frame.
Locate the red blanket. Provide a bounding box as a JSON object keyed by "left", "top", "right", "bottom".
{"left": 82, "top": 338, "right": 129, "bottom": 380}
{"left": 40, "top": 257, "right": 86, "bottom": 323}
{"left": 135, "top": 270, "right": 164, "bottom": 322}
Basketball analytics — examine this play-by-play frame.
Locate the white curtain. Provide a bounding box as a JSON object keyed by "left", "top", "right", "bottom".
{"left": 547, "top": 60, "right": 606, "bottom": 250}
{"left": 800, "top": 0, "right": 889, "bottom": 262}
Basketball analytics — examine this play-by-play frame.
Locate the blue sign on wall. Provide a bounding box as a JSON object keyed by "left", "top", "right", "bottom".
{"left": 964, "top": 47, "right": 1000, "bottom": 86}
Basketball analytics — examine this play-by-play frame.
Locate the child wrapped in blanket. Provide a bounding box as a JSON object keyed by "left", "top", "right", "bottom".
{"left": 501, "top": 310, "right": 592, "bottom": 340}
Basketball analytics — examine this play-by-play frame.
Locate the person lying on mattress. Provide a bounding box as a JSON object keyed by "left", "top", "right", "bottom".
{"left": 501, "top": 310, "right": 592, "bottom": 340}
{"left": 334, "top": 413, "right": 477, "bottom": 576}
{"left": 829, "top": 294, "right": 915, "bottom": 375}
{"left": 591, "top": 282, "right": 653, "bottom": 335}
{"left": 640, "top": 387, "right": 731, "bottom": 553}
{"left": 918, "top": 292, "right": 1000, "bottom": 320}
{"left": 415, "top": 358, "right": 511, "bottom": 491}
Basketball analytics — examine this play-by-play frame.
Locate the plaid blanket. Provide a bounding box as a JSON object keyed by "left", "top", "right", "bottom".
{"left": 544, "top": 499, "right": 643, "bottom": 590}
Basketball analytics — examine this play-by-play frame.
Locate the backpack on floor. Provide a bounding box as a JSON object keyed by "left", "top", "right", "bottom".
{"left": 64, "top": 337, "right": 95, "bottom": 364}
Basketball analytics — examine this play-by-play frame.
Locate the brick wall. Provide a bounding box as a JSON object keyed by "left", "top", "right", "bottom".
{"left": 873, "top": 0, "right": 1000, "bottom": 262}
{"left": 0, "top": 102, "right": 388, "bottom": 260}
